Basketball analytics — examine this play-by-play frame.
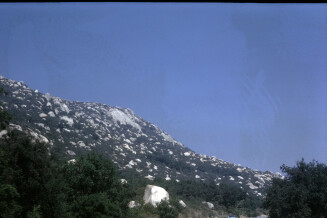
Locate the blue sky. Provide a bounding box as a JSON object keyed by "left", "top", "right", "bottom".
{"left": 0, "top": 3, "right": 326, "bottom": 172}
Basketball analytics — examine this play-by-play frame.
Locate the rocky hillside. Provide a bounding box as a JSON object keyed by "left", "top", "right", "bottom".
{"left": 0, "top": 76, "right": 283, "bottom": 197}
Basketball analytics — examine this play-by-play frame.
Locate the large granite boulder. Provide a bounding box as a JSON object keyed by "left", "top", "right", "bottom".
{"left": 143, "top": 185, "right": 169, "bottom": 207}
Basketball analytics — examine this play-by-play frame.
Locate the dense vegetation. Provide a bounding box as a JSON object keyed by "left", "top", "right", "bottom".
{"left": 263, "top": 159, "right": 327, "bottom": 218}
{"left": 0, "top": 131, "right": 135, "bottom": 217}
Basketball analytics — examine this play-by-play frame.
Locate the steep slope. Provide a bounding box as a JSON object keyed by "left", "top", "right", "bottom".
{"left": 0, "top": 76, "right": 282, "bottom": 197}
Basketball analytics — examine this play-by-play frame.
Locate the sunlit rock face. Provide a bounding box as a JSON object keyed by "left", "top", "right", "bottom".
{"left": 143, "top": 185, "right": 169, "bottom": 207}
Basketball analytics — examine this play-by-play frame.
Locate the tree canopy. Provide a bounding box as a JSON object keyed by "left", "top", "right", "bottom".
{"left": 0, "top": 131, "right": 135, "bottom": 218}
{"left": 61, "top": 152, "right": 134, "bottom": 218}
{"left": 263, "top": 159, "right": 327, "bottom": 218}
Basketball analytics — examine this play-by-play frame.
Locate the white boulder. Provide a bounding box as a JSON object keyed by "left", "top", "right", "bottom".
{"left": 128, "top": 201, "right": 140, "bottom": 208}
{"left": 67, "top": 150, "right": 76, "bottom": 156}
{"left": 207, "top": 202, "right": 214, "bottom": 209}
{"left": 0, "top": 130, "right": 8, "bottom": 138}
{"left": 202, "top": 201, "right": 214, "bottom": 209}
{"left": 68, "top": 159, "right": 76, "bottom": 164}
{"left": 144, "top": 175, "right": 155, "bottom": 181}
{"left": 247, "top": 182, "right": 259, "bottom": 190}
{"left": 60, "top": 116, "right": 74, "bottom": 126}
{"left": 120, "top": 179, "right": 128, "bottom": 184}
{"left": 48, "top": 111, "right": 56, "bottom": 117}
{"left": 184, "top": 152, "right": 191, "bottom": 156}
{"left": 179, "top": 200, "right": 186, "bottom": 207}
{"left": 39, "top": 113, "right": 47, "bottom": 118}
{"left": 143, "top": 185, "right": 169, "bottom": 207}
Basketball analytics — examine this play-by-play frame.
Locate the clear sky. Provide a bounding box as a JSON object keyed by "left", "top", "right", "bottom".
{"left": 1, "top": 3, "right": 326, "bottom": 172}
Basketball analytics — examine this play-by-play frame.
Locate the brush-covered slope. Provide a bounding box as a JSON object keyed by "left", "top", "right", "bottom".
{"left": 0, "top": 76, "right": 282, "bottom": 197}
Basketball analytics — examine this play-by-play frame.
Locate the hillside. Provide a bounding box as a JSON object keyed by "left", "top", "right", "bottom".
{"left": 0, "top": 76, "right": 282, "bottom": 199}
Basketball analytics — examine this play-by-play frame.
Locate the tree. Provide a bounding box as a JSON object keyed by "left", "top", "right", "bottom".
{"left": 0, "top": 130, "right": 66, "bottom": 218}
{"left": 61, "top": 152, "right": 134, "bottom": 217}
{"left": 69, "top": 193, "right": 122, "bottom": 218}
{"left": 156, "top": 200, "right": 179, "bottom": 218}
{"left": 263, "top": 159, "right": 327, "bottom": 218}
{"left": 0, "top": 87, "right": 12, "bottom": 130}
{"left": 0, "top": 183, "right": 21, "bottom": 217}
{"left": 218, "top": 183, "right": 246, "bottom": 208}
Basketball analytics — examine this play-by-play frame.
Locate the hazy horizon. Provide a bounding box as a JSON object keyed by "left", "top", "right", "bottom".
{"left": 1, "top": 3, "right": 326, "bottom": 172}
